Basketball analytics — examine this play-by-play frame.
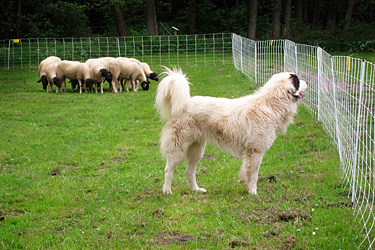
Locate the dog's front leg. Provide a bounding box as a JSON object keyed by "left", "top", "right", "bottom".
{"left": 239, "top": 149, "right": 265, "bottom": 194}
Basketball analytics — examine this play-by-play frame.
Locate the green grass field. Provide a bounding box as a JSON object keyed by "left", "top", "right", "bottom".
{"left": 0, "top": 64, "right": 360, "bottom": 249}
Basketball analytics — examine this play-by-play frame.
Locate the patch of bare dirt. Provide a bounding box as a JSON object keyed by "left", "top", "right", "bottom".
{"left": 229, "top": 237, "right": 250, "bottom": 248}
{"left": 241, "top": 208, "right": 310, "bottom": 225}
{"left": 325, "top": 201, "right": 352, "bottom": 207}
{"left": 282, "top": 235, "right": 297, "bottom": 250}
{"left": 0, "top": 209, "right": 25, "bottom": 221}
{"left": 202, "top": 154, "right": 218, "bottom": 160}
{"left": 156, "top": 231, "right": 201, "bottom": 246}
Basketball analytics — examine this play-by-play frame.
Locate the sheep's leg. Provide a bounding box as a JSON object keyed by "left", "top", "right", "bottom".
{"left": 132, "top": 79, "right": 137, "bottom": 92}
{"left": 135, "top": 80, "right": 139, "bottom": 92}
{"left": 111, "top": 80, "right": 118, "bottom": 93}
{"left": 100, "top": 81, "right": 104, "bottom": 94}
{"left": 78, "top": 80, "right": 83, "bottom": 94}
{"left": 119, "top": 78, "right": 123, "bottom": 92}
{"left": 125, "top": 79, "right": 130, "bottom": 92}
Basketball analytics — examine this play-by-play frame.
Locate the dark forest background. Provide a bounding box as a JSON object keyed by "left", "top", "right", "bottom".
{"left": 1, "top": 0, "right": 375, "bottom": 51}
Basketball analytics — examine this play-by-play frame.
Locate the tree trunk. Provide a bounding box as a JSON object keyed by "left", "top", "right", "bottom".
{"left": 235, "top": 0, "right": 240, "bottom": 9}
{"left": 145, "top": 0, "right": 158, "bottom": 35}
{"left": 272, "top": 0, "right": 282, "bottom": 38}
{"left": 294, "top": 0, "right": 303, "bottom": 24}
{"left": 16, "top": 0, "right": 21, "bottom": 37}
{"left": 311, "top": 0, "right": 321, "bottom": 30}
{"left": 326, "top": 0, "right": 337, "bottom": 30}
{"left": 343, "top": 0, "right": 355, "bottom": 30}
{"left": 188, "top": 0, "right": 196, "bottom": 34}
{"left": 222, "top": 0, "right": 234, "bottom": 32}
{"left": 247, "top": 0, "right": 258, "bottom": 39}
{"left": 110, "top": 2, "right": 129, "bottom": 37}
{"left": 282, "top": 0, "right": 292, "bottom": 37}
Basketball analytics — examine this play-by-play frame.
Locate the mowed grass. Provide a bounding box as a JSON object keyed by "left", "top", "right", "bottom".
{"left": 0, "top": 63, "right": 359, "bottom": 249}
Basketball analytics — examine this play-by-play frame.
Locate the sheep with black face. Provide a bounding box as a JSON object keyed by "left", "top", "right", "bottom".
{"left": 45, "top": 62, "right": 62, "bottom": 93}
{"left": 38, "top": 56, "right": 62, "bottom": 92}
{"left": 56, "top": 60, "right": 93, "bottom": 94}
{"left": 106, "top": 58, "right": 149, "bottom": 93}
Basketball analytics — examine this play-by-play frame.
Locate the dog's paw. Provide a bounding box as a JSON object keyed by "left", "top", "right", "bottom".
{"left": 194, "top": 187, "right": 207, "bottom": 193}
{"left": 163, "top": 188, "right": 172, "bottom": 195}
{"left": 248, "top": 188, "right": 257, "bottom": 195}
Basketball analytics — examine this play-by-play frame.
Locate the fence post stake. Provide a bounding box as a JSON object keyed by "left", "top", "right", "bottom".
{"left": 330, "top": 56, "right": 342, "bottom": 163}
{"left": 254, "top": 41, "right": 257, "bottom": 84}
{"left": 117, "top": 37, "right": 120, "bottom": 57}
{"left": 240, "top": 36, "right": 243, "bottom": 73}
{"left": 352, "top": 58, "right": 366, "bottom": 204}
{"left": 7, "top": 40, "right": 10, "bottom": 70}
{"left": 283, "top": 40, "right": 286, "bottom": 72}
{"left": 317, "top": 47, "right": 322, "bottom": 121}
{"left": 294, "top": 44, "right": 298, "bottom": 75}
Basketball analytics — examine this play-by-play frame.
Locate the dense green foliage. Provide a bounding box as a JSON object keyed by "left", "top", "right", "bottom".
{"left": 1, "top": 0, "right": 375, "bottom": 52}
{"left": 0, "top": 62, "right": 363, "bottom": 249}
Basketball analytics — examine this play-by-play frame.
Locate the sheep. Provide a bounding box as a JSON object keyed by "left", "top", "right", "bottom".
{"left": 119, "top": 57, "right": 158, "bottom": 82}
{"left": 106, "top": 58, "right": 149, "bottom": 93}
{"left": 118, "top": 57, "right": 158, "bottom": 91}
{"left": 87, "top": 61, "right": 111, "bottom": 94}
{"left": 56, "top": 60, "right": 94, "bottom": 94}
{"left": 37, "top": 56, "right": 62, "bottom": 92}
{"left": 45, "top": 62, "right": 62, "bottom": 93}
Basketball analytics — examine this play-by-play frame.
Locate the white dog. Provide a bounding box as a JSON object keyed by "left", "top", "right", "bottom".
{"left": 155, "top": 67, "right": 307, "bottom": 195}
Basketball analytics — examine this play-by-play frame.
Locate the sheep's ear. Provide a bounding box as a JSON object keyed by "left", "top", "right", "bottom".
{"left": 37, "top": 79, "right": 42, "bottom": 83}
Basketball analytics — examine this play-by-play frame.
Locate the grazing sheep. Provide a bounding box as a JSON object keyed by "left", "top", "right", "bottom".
{"left": 121, "top": 57, "right": 158, "bottom": 81}
{"left": 38, "top": 56, "right": 62, "bottom": 92}
{"left": 56, "top": 60, "right": 93, "bottom": 94}
{"left": 87, "top": 61, "right": 111, "bottom": 94}
{"left": 45, "top": 62, "right": 62, "bottom": 93}
{"left": 106, "top": 58, "right": 149, "bottom": 93}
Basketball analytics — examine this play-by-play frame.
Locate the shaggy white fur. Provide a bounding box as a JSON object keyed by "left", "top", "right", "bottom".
{"left": 155, "top": 67, "right": 307, "bottom": 195}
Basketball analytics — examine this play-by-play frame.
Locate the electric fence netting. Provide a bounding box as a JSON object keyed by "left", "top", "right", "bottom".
{"left": 233, "top": 33, "right": 375, "bottom": 249}
{"left": 1, "top": 33, "right": 375, "bottom": 249}
{"left": 0, "top": 34, "right": 233, "bottom": 69}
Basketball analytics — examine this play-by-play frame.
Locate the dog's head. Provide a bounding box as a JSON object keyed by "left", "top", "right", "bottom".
{"left": 38, "top": 75, "right": 48, "bottom": 91}
{"left": 288, "top": 74, "right": 307, "bottom": 101}
{"left": 261, "top": 72, "right": 307, "bottom": 102}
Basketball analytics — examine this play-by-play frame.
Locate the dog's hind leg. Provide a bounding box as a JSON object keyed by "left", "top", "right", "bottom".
{"left": 239, "top": 149, "right": 265, "bottom": 195}
{"left": 186, "top": 141, "right": 207, "bottom": 193}
{"left": 163, "top": 156, "right": 183, "bottom": 194}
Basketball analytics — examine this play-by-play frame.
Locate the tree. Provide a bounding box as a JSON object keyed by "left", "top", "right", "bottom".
{"left": 222, "top": 0, "right": 234, "bottom": 32}
{"left": 110, "top": 2, "right": 129, "bottom": 36}
{"left": 343, "top": 0, "right": 356, "bottom": 30}
{"left": 247, "top": 0, "right": 258, "bottom": 39}
{"left": 188, "top": 0, "right": 196, "bottom": 34}
{"left": 272, "top": 0, "right": 282, "bottom": 38}
{"left": 145, "top": 0, "right": 158, "bottom": 35}
{"left": 282, "top": 0, "right": 291, "bottom": 37}
{"left": 311, "top": 0, "right": 321, "bottom": 30}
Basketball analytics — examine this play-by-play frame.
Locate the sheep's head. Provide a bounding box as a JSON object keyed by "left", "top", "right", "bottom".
{"left": 38, "top": 75, "right": 48, "bottom": 91}
{"left": 141, "top": 81, "right": 150, "bottom": 91}
{"left": 53, "top": 77, "right": 62, "bottom": 88}
{"left": 70, "top": 79, "right": 79, "bottom": 90}
{"left": 100, "top": 68, "right": 112, "bottom": 83}
{"left": 149, "top": 72, "right": 158, "bottom": 82}
{"left": 85, "top": 79, "right": 94, "bottom": 91}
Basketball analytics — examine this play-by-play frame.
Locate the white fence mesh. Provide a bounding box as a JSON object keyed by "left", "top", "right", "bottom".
{"left": 0, "top": 34, "right": 233, "bottom": 69}
{"left": 232, "top": 33, "right": 375, "bottom": 249}
{"left": 1, "top": 33, "right": 375, "bottom": 248}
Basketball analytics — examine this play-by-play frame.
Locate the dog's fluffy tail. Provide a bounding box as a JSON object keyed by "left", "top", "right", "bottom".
{"left": 155, "top": 67, "right": 191, "bottom": 120}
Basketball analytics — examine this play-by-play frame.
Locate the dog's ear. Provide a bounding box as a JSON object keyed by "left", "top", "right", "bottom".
{"left": 289, "top": 74, "right": 300, "bottom": 91}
